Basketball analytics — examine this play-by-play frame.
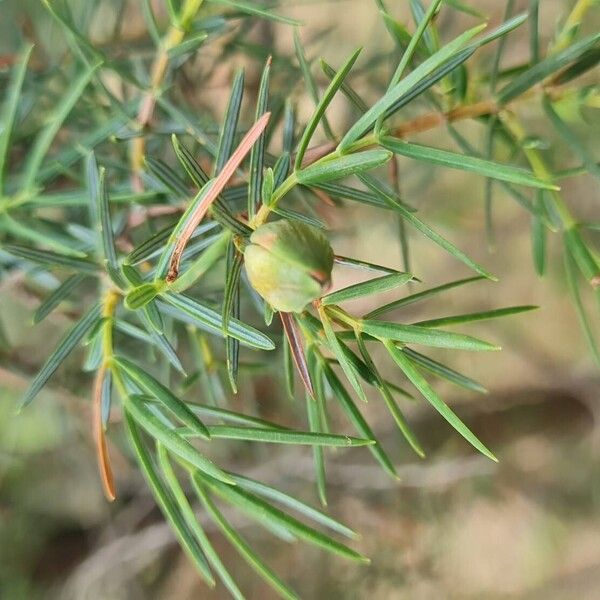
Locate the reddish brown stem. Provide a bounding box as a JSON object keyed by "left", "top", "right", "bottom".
{"left": 93, "top": 366, "right": 116, "bottom": 502}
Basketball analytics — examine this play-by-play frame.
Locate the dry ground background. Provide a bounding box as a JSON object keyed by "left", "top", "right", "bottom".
{"left": 1, "top": 0, "right": 600, "bottom": 598}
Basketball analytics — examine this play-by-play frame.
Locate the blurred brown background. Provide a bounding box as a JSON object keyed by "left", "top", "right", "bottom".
{"left": 1, "top": 0, "right": 600, "bottom": 598}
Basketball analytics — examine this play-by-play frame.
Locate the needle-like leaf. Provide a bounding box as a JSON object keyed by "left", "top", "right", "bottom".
{"left": 22, "top": 62, "right": 100, "bottom": 190}
{"left": 402, "top": 348, "right": 487, "bottom": 394}
{"left": 209, "top": 0, "right": 300, "bottom": 25}
{"left": 321, "top": 272, "right": 413, "bottom": 305}
{"left": 319, "top": 306, "right": 367, "bottom": 403}
{"left": 297, "top": 150, "right": 392, "bottom": 185}
{"left": 231, "top": 472, "right": 356, "bottom": 538}
{"left": 4, "top": 245, "right": 99, "bottom": 274}
{"left": 88, "top": 156, "right": 124, "bottom": 286}
{"left": 248, "top": 58, "right": 271, "bottom": 219}
{"left": 564, "top": 252, "right": 600, "bottom": 366}
{"left": 360, "top": 319, "right": 499, "bottom": 351}
{"left": 339, "top": 23, "right": 485, "bottom": 150}
{"left": 294, "top": 30, "right": 334, "bottom": 140}
{"left": 380, "top": 137, "right": 558, "bottom": 190}
{"left": 19, "top": 304, "right": 101, "bottom": 410}
{"left": 160, "top": 292, "right": 275, "bottom": 350}
{"left": 359, "top": 174, "right": 495, "bottom": 280}
{"left": 384, "top": 340, "right": 497, "bottom": 461}
{"left": 156, "top": 445, "right": 244, "bottom": 599}
{"left": 204, "top": 476, "right": 370, "bottom": 563}
{"left": 33, "top": 274, "right": 87, "bottom": 324}
{"left": 123, "top": 393, "right": 234, "bottom": 484}
{"left": 305, "top": 380, "right": 328, "bottom": 505}
{"left": 186, "top": 425, "right": 373, "bottom": 447}
{"left": 414, "top": 305, "right": 537, "bottom": 328}
{"left": 192, "top": 477, "right": 300, "bottom": 600}
{"left": 542, "top": 95, "right": 600, "bottom": 181}
{"left": 124, "top": 414, "right": 216, "bottom": 586}
{"left": 498, "top": 32, "right": 600, "bottom": 103}
{"left": 0, "top": 44, "right": 33, "bottom": 195}
{"left": 116, "top": 356, "right": 210, "bottom": 439}
{"left": 295, "top": 48, "right": 362, "bottom": 169}
{"left": 319, "top": 58, "right": 368, "bottom": 113}
{"left": 355, "top": 331, "right": 424, "bottom": 457}
{"left": 215, "top": 68, "right": 245, "bottom": 173}
{"left": 365, "top": 276, "right": 486, "bottom": 319}
{"left": 223, "top": 241, "right": 243, "bottom": 392}
{"left": 320, "top": 358, "right": 397, "bottom": 479}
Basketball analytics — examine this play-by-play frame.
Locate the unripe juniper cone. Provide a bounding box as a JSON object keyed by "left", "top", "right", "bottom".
{"left": 244, "top": 220, "right": 334, "bottom": 313}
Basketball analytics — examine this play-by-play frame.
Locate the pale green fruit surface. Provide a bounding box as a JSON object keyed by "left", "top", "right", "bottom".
{"left": 244, "top": 220, "right": 334, "bottom": 313}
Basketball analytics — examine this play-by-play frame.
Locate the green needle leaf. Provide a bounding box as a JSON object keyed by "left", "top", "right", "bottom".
{"left": 126, "top": 221, "right": 217, "bottom": 266}
{"left": 231, "top": 473, "right": 357, "bottom": 538}
{"left": 305, "top": 386, "right": 328, "bottom": 505}
{"left": 156, "top": 445, "right": 244, "bottom": 599}
{"left": 319, "top": 307, "right": 367, "bottom": 403}
{"left": 402, "top": 348, "right": 488, "bottom": 394}
{"left": 297, "top": 150, "right": 392, "bottom": 185}
{"left": 22, "top": 62, "right": 100, "bottom": 190}
{"left": 248, "top": 57, "right": 271, "bottom": 218}
{"left": 3, "top": 245, "right": 99, "bottom": 274}
{"left": 563, "top": 226, "right": 600, "bottom": 284}
{"left": 359, "top": 174, "right": 495, "bottom": 280}
{"left": 192, "top": 477, "right": 300, "bottom": 600}
{"left": 321, "top": 272, "right": 413, "bottom": 305}
{"left": 294, "top": 29, "right": 334, "bottom": 140}
{"left": 319, "top": 58, "right": 368, "bottom": 113}
{"left": 320, "top": 359, "right": 398, "bottom": 479}
{"left": 33, "top": 274, "right": 87, "bottom": 324}
{"left": 339, "top": 23, "right": 485, "bottom": 150}
{"left": 542, "top": 95, "right": 600, "bottom": 181}
{"left": 88, "top": 157, "right": 124, "bottom": 286}
{"left": 167, "top": 32, "right": 208, "bottom": 59}
{"left": 123, "top": 414, "right": 216, "bottom": 586}
{"left": 564, "top": 252, "right": 600, "bottom": 367}
{"left": 295, "top": 47, "right": 362, "bottom": 169}
{"left": 383, "top": 340, "right": 497, "bottom": 461}
{"left": 380, "top": 137, "right": 558, "bottom": 190}
{"left": 0, "top": 43, "right": 33, "bottom": 195}
{"left": 222, "top": 241, "right": 243, "bottom": 392}
{"left": 19, "top": 303, "right": 101, "bottom": 409}
{"left": 116, "top": 357, "right": 210, "bottom": 439}
{"left": 414, "top": 305, "right": 538, "bottom": 328}
{"left": 334, "top": 255, "right": 403, "bottom": 275}
{"left": 156, "top": 399, "right": 289, "bottom": 430}
{"left": 193, "top": 425, "right": 373, "bottom": 447}
{"left": 498, "top": 32, "right": 600, "bottom": 104}
{"left": 360, "top": 319, "right": 499, "bottom": 351}
{"left": 374, "top": 0, "right": 443, "bottom": 132}
{"left": 160, "top": 292, "right": 275, "bottom": 350}
{"left": 204, "top": 477, "right": 370, "bottom": 563}
{"left": 208, "top": 0, "right": 301, "bottom": 25}
{"left": 215, "top": 68, "right": 245, "bottom": 173}
{"left": 123, "top": 393, "right": 234, "bottom": 484}
{"left": 364, "top": 276, "right": 486, "bottom": 319}
{"left": 355, "top": 331, "right": 424, "bottom": 458}
{"left": 314, "top": 181, "right": 415, "bottom": 212}
{"left": 531, "top": 193, "right": 547, "bottom": 276}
